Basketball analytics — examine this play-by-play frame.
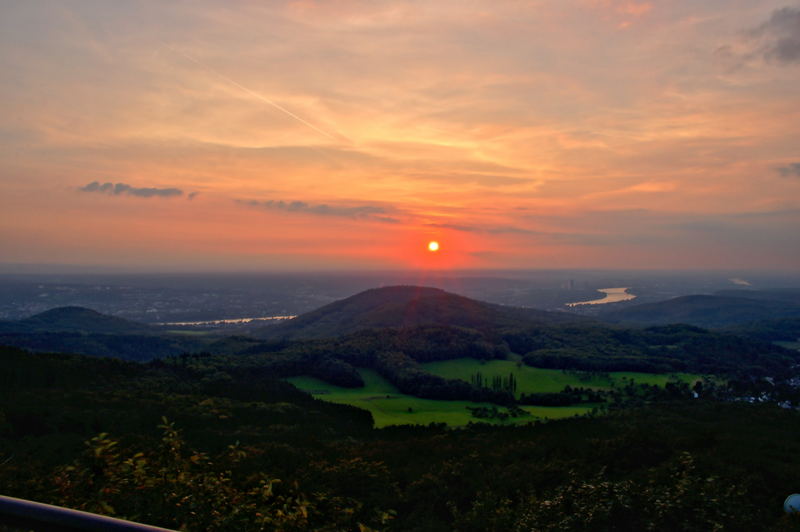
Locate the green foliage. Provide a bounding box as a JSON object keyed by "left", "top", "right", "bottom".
{"left": 512, "top": 453, "right": 758, "bottom": 531}
{"left": 466, "top": 405, "right": 530, "bottom": 421}
{"left": 726, "top": 317, "right": 800, "bottom": 342}
{"left": 470, "top": 371, "right": 517, "bottom": 394}
{"left": 50, "top": 419, "right": 389, "bottom": 531}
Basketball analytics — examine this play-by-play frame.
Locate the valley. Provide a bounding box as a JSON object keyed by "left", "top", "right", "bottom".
{"left": 288, "top": 368, "right": 596, "bottom": 427}
{"left": 288, "top": 360, "right": 701, "bottom": 427}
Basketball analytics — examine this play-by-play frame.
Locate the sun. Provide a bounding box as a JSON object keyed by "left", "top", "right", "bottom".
{"left": 427, "top": 240, "right": 440, "bottom": 252}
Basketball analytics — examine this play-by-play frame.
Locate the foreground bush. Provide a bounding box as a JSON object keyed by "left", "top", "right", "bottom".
{"left": 49, "top": 419, "right": 392, "bottom": 531}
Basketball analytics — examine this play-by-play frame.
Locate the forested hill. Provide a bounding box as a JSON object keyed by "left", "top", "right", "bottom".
{"left": 715, "top": 288, "right": 800, "bottom": 305}
{"left": 0, "top": 307, "right": 204, "bottom": 361}
{"left": 0, "top": 306, "right": 155, "bottom": 335}
{"left": 254, "top": 285, "right": 588, "bottom": 340}
{"left": 600, "top": 294, "right": 800, "bottom": 328}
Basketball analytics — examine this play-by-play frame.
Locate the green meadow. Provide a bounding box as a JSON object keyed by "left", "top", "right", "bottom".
{"left": 421, "top": 358, "right": 702, "bottom": 397}
{"left": 287, "top": 359, "right": 703, "bottom": 427}
{"left": 287, "top": 369, "right": 593, "bottom": 428}
{"left": 165, "top": 329, "right": 213, "bottom": 336}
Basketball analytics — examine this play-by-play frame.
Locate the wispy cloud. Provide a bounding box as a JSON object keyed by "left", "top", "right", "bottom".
{"left": 79, "top": 181, "right": 184, "bottom": 198}
{"left": 582, "top": 181, "right": 676, "bottom": 200}
{"left": 425, "top": 221, "right": 613, "bottom": 245}
{"left": 237, "top": 199, "right": 400, "bottom": 223}
{"left": 425, "top": 222, "right": 538, "bottom": 235}
{"left": 587, "top": 1, "right": 653, "bottom": 17}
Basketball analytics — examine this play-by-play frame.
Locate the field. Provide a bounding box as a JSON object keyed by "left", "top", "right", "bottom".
{"left": 286, "top": 360, "right": 702, "bottom": 427}
{"left": 164, "top": 329, "right": 213, "bottom": 336}
{"left": 286, "top": 369, "right": 593, "bottom": 428}
{"left": 421, "top": 358, "right": 701, "bottom": 397}
{"left": 775, "top": 341, "right": 800, "bottom": 351}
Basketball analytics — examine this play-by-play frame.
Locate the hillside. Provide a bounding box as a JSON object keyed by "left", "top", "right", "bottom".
{"left": 714, "top": 288, "right": 800, "bottom": 305}
{"left": 0, "top": 306, "right": 156, "bottom": 335}
{"left": 600, "top": 294, "right": 800, "bottom": 328}
{"left": 724, "top": 317, "right": 800, "bottom": 342}
{"left": 0, "top": 306, "right": 206, "bottom": 360}
{"left": 254, "top": 285, "right": 586, "bottom": 340}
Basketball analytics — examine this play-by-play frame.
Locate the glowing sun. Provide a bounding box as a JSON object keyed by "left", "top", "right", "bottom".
{"left": 427, "top": 240, "right": 440, "bottom": 252}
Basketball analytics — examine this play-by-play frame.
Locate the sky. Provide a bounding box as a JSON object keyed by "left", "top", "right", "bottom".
{"left": 1, "top": 0, "right": 798, "bottom": 272}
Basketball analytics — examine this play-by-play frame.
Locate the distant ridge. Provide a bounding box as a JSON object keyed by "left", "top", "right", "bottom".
{"left": 0, "top": 307, "right": 200, "bottom": 360}
{"left": 600, "top": 294, "right": 800, "bottom": 328}
{"left": 254, "top": 285, "right": 587, "bottom": 340}
{"left": 9, "top": 306, "right": 156, "bottom": 335}
{"left": 713, "top": 288, "right": 800, "bottom": 305}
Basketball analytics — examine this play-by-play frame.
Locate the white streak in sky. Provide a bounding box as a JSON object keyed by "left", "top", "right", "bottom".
{"left": 164, "top": 44, "right": 344, "bottom": 142}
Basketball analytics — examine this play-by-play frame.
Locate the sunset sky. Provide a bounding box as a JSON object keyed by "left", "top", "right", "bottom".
{"left": 1, "top": 1, "right": 798, "bottom": 271}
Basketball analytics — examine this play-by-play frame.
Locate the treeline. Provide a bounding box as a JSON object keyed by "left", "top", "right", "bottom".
{"left": 518, "top": 385, "right": 605, "bottom": 406}
{"left": 505, "top": 323, "right": 799, "bottom": 376}
{"left": 470, "top": 371, "right": 517, "bottom": 394}
{"left": 0, "top": 331, "right": 198, "bottom": 361}
{"left": 724, "top": 317, "right": 800, "bottom": 342}
{"left": 374, "top": 351, "right": 514, "bottom": 404}
{"left": 467, "top": 404, "right": 529, "bottom": 420}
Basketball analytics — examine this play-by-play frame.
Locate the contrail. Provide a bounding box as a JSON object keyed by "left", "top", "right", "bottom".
{"left": 164, "top": 44, "right": 345, "bottom": 143}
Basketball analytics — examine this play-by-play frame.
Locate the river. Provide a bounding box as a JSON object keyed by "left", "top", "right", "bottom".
{"left": 567, "top": 287, "right": 636, "bottom": 307}
{"left": 157, "top": 315, "right": 296, "bottom": 326}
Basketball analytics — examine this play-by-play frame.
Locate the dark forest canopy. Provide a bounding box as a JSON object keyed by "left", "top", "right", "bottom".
{"left": 0, "top": 306, "right": 156, "bottom": 335}
{"left": 3, "top": 345, "right": 800, "bottom": 531}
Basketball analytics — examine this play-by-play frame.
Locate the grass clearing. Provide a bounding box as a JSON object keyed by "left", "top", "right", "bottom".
{"left": 287, "top": 360, "right": 702, "bottom": 428}
{"left": 421, "top": 358, "right": 701, "bottom": 397}
{"left": 287, "top": 369, "right": 592, "bottom": 428}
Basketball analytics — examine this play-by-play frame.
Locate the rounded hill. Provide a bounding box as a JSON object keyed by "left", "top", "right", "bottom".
{"left": 255, "top": 285, "right": 586, "bottom": 340}
{"left": 15, "top": 306, "right": 155, "bottom": 335}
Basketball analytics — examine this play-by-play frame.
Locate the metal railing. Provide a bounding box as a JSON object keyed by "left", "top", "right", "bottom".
{"left": 0, "top": 495, "right": 176, "bottom": 532}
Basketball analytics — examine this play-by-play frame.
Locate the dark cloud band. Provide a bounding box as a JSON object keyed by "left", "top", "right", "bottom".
{"left": 238, "top": 198, "right": 400, "bottom": 223}
{"left": 80, "top": 181, "right": 183, "bottom": 198}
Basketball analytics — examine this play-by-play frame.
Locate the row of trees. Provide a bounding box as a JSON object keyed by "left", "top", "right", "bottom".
{"left": 470, "top": 371, "right": 518, "bottom": 394}
{"left": 504, "top": 323, "right": 798, "bottom": 376}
